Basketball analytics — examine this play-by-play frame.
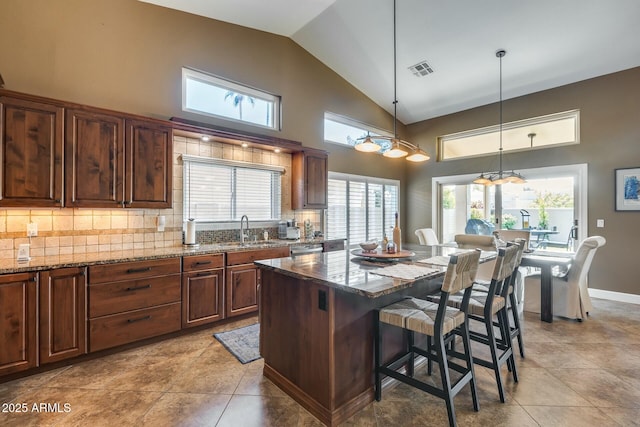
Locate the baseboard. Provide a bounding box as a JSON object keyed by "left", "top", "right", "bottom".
{"left": 589, "top": 288, "right": 640, "bottom": 305}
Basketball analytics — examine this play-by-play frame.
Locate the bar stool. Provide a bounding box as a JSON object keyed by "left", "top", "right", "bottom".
{"left": 429, "top": 245, "right": 519, "bottom": 403}
{"left": 473, "top": 239, "right": 527, "bottom": 357}
{"left": 374, "top": 250, "right": 481, "bottom": 427}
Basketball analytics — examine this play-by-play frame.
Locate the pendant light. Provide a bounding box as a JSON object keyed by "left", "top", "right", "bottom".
{"left": 354, "top": 0, "right": 429, "bottom": 163}
{"left": 473, "top": 49, "right": 526, "bottom": 185}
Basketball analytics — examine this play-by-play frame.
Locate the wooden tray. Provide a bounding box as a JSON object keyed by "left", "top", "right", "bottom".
{"left": 351, "top": 249, "right": 415, "bottom": 259}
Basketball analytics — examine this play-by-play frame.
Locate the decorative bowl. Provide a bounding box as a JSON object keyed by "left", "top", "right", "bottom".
{"left": 359, "top": 242, "right": 378, "bottom": 252}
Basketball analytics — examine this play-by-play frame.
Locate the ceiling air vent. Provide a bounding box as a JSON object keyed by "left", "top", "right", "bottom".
{"left": 408, "top": 61, "right": 434, "bottom": 77}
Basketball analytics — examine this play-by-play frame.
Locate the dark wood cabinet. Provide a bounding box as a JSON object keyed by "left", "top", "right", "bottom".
{"left": 0, "top": 96, "right": 64, "bottom": 207}
{"left": 39, "top": 267, "right": 87, "bottom": 364}
{"left": 226, "top": 246, "right": 290, "bottom": 318}
{"left": 182, "top": 254, "right": 225, "bottom": 328}
{"left": 65, "top": 108, "right": 125, "bottom": 207}
{"left": 125, "top": 119, "right": 172, "bottom": 209}
{"left": 66, "top": 111, "right": 172, "bottom": 209}
{"left": 226, "top": 263, "right": 261, "bottom": 318}
{"left": 0, "top": 90, "right": 172, "bottom": 209}
{"left": 292, "top": 149, "right": 328, "bottom": 209}
{"left": 0, "top": 272, "right": 38, "bottom": 376}
{"left": 88, "top": 258, "right": 181, "bottom": 352}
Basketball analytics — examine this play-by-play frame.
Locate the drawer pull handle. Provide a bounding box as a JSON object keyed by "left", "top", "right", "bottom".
{"left": 127, "top": 315, "right": 152, "bottom": 324}
{"left": 194, "top": 261, "right": 212, "bottom": 266}
{"left": 196, "top": 272, "right": 211, "bottom": 277}
{"left": 126, "top": 267, "right": 152, "bottom": 274}
{"left": 125, "top": 284, "right": 151, "bottom": 291}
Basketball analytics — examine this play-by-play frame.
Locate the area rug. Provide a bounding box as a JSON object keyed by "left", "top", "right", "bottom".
{"left": 213, "top": 323, "right": 261, "bottom": 364}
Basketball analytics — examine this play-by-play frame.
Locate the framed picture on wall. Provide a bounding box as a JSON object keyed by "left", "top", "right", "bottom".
{"left": 616, "top": 167, "right": 640, "bottom": 211}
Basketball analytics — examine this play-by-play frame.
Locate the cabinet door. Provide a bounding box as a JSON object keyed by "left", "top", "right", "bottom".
{"left": 125, "top": 119, "right": 172, "bottom": 209}
{"left": 0, "top": 272, "right": 37, "bottom": 376}
{"left": 292, "top": 150, "right": 328, "bottom": 209}
{"left": 182, "top": 269, "right": 224, "bottom": 328}
{"left": 39, "top": 267, "right": 87, "bottom": 364}
{"left": 65, "top": 109, "right": 125, "bottom": 207}
{"left": 0, "top": 96, "right": 63, "bottom": 207}
{"left": 226, "top": 264, "right": 260, "bottom": 318}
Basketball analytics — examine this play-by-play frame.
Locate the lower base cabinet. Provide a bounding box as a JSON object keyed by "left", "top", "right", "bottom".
{"left": 0, "top": 272, "right": 38, "bottom": 376}
{"left": 88, "top": 258, "right": 181, "bottom": 352}
{"left": 182, "top": 254, "right": 225, "bottom": 328}
{"left": 225, "top": 246, "right": 290, "bottom": 319}
{"left": 39, "top": 267, "right": 87, "bottom": 364}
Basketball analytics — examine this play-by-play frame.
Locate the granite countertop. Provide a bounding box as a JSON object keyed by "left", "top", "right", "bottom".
{"left": 0, "top": 238, "right": 344, "bottom": 274}
{"left": 255, "top": 245, "right": 497, "bottom": 299}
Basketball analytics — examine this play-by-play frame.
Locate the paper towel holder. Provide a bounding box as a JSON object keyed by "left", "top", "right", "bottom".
{"left": 183, "top": 218, "right": 200, "bottom": 248}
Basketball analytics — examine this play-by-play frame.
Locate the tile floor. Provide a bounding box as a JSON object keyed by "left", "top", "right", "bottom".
{"left": 2, "top": 298, "right": 640, "bottom": 426}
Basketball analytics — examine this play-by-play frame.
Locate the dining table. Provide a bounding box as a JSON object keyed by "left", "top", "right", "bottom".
{"left": 518, "top": 229, "right": 560, "bottom": 249}
{"left": 520, "top": 251, "right": 573, "bottom": 322}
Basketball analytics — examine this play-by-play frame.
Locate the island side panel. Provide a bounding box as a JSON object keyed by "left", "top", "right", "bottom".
{"left": 260, "top": 269, "right": 331, "bottom": 408}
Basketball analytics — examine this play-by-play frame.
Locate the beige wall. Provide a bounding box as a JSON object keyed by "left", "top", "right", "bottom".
{"left": 406, "top": 67, "right": 640, "bottom": 296}
{"left": 0, "top": 0, "right": 406, "bottom": 178}
{"left": 0, "top": 0, "right": 412, "bottom": 250}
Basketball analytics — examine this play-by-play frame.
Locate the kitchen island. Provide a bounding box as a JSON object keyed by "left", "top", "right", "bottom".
{"left": 256, "top": 247, "right": 471, "bottom": 426}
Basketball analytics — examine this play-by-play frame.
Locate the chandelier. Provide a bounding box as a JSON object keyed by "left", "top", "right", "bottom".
{"left": 354, "top": 0, "right": 429, "bottom": 163}
{"left": 473, "top": 50, "right": 525, "bottom": 185}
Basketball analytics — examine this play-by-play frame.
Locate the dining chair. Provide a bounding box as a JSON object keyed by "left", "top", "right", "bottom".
{"left": 429, "top": 245, "right": 520, "bottom": 403}
{"left": 375, "top": 250, "right": 481, "bottom": 427}
{"left": 414, "top": 228, "right": 439, "bottom": 245}
{"left": 523, "top": 236, "right": 606, "bottom": 320}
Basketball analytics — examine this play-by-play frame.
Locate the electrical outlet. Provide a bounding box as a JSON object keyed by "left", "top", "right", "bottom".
{"left": 27, "top": 222, "right": 38, "bottom": 237}
{"left": 596, "top": 219, "right": 604, "bottom": 228}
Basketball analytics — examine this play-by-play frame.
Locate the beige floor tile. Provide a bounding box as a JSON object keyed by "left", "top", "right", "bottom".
{"left": 139, "top": 392, "right": 231, "bottom": 427}
{"left": 506, "top": 367, "right": 592, "bottom": 406}
{"left": 523, "top": 406, "right": 619, "bottom": 427}
{"left": 215, "top": 394, "right": 310, "bottom": 427}
{"left": 549, "top": 368, "right": 640, "bottom": 408}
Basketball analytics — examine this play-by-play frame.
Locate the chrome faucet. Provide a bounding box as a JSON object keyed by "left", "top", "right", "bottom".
{"left": 240, "top": 215, "right": 249, "bottom": 244}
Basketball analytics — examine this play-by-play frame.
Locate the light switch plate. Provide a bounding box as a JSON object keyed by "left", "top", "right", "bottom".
{"left": 596, "top": 219, "right": 604, "bottom": 228}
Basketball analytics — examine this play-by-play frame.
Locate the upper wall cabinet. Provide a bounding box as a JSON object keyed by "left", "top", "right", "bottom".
{"left": 292, "top": 149, "right": 328, "bottom": 210}
{"left": 0, "top": 90, "right": 172, "bottom": 209}
{"left": 65, "top": 108, "right": 125, "bottom": 208}
{"left": 65, "top": 111, "right": 172, "bottom": 209}
{"left": 125, "top": 119, "right": 172, "bottom": 209}
{"left": 0, "top": 96, "right": 64, "bottom": 207}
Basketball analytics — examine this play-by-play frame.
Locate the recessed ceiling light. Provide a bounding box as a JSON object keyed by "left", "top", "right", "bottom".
{"left": 241, "top": 142, "right": 249, "bottom": 148}
{"left": 201, "top": 135, "right": 210, "bottom": 142}
{"left": 274, "top": 148, "right": 281, "bottom": 153}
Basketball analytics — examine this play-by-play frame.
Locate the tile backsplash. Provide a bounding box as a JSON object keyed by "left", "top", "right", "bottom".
{"left": 0, "top": 135, "right": 322, "bottom": 260}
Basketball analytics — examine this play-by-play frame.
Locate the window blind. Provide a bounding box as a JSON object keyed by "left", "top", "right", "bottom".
{"left": 327, "top": 172, "right": 399, "bottom": 246}
{"left": 183, "top": 155, "right": 282, "bottom": 221}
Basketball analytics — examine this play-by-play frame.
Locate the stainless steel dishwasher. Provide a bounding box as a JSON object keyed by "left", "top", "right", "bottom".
{"left": 289, "top": 243, "right": 324, "bottom": 256}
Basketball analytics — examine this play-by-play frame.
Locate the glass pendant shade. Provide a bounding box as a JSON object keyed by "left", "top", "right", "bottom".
{"left": 406, "top": 147, "right": 430, "bottom": 162}
{"left": 473, "top": 173, "right": 492, "bottom": 185}
{"left": 355, "top": 136, "right": 381, "bottom": 152}
{"left": 383, "top": 139, "right": 408, "bottom": 158}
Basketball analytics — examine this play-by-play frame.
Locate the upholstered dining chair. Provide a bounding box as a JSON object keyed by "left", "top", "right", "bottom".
{"left": 375, "top": 250, "right": 481, "bottom": 427}
{"left": 454, "top": 234, "right": 498, "bottom": 282}
{"left": 524, "top": 236, "right": 606, "bottom": 320}
{"left": 415, "top": 228, "right": 439, "bottom": 245}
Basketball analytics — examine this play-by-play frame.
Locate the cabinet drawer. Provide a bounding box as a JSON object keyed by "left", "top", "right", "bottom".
{"left": 89, "top": 257, "right": 181, "bottom": 284}
{"left": 226, "top": 246, "right": 290, "bottom": 266}
{"left": 89, "top": 274, "right": 181, "bottom": 318}
{"left": 183, "top": 253, "right": 224, "bottom": 272}
{"left": 89, "top": 302, "right": 181, "bottom": 352}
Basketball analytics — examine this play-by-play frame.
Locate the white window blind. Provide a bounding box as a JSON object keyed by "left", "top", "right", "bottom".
{"left": 183, "top": 155, "right": 282, "bottom": 222}
{"left": 327, "top": 172, "right": 400, "bottom": 245}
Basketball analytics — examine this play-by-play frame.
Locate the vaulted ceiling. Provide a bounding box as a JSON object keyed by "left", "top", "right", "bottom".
{"left": 140, "top": 0, "right": 640, "bottom": 124}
